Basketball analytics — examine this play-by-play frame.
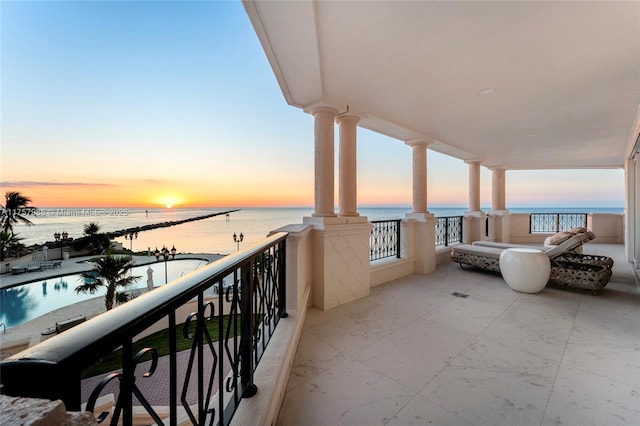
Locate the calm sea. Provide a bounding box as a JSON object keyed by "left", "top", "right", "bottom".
{"left": 9, "top": 206, "right": 624, "bottom": 256}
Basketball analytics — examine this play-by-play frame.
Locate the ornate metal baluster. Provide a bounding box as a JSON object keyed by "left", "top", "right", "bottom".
{"left": 370, "top": 220, "right": 401, "bottom": 259}
{"left": 180, "top": 302, "right": 218, "bottom": 425}
{"left": 85, "top": 348, "right": 163, "bottom": 426}
{"left": 223, "top": 269, "right": 241, "bottom": 401}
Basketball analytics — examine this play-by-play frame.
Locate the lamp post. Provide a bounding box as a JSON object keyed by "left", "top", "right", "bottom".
{"left": 233, "top": 232, "right": 244, "bottom": 251}
{"left": 124, "top": 230, "right": 138, "bottom": 252}
{"left": 54, "top": 232, "right": 69, "bottom": 260}
{"left": 155, "top": 245, "right": 177, "bottom": 284}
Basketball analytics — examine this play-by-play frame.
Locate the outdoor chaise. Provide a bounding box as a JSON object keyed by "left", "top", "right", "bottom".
{"left": 41, "top": 315, "right": 86, "bottom": 336}
{"left": 451, "top": 231, "right": 614, "bottom": 294}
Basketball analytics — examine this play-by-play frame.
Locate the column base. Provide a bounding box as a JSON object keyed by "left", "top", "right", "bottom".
{"left": 490, "top": 212, "right": 511, "bottom": 242}
{"left": 311, "top": 212, "right": 337, "bottom": 218}
{"left": 303, "top": 216, "right": 369, "bottom": 226}
{"left": 405, "top": 212, "right": 435, "bottom": 220}
{"left": 403, "top": 214, "right": 437, "bottom": 274}
{"left": 463, "top": 212, "right": 487, "bottom": 243}
{"left": 464, "top": 210, "right": 485, "bottom": 218}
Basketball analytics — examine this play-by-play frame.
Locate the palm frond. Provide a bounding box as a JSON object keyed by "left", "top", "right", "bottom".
{"left": 74, "top": 276, "right": 105, "bottom": 295}
{"left": 74, "top": 253, "right": 140, "bottom": 310}
{"left": 1, "top": 192, "right": 36, "bottom": 232}
{"left": 115, "top": 292, "right": 130, "bottom": 305}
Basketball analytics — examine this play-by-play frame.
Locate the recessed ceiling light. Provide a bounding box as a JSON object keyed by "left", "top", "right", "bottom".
{"left": 477, "top": 88, "right": 496, "bottom": 96}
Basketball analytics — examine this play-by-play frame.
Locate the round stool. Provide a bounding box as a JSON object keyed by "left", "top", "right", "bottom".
{"left": 499, "top": 248, "right": 550, "bottom": 293}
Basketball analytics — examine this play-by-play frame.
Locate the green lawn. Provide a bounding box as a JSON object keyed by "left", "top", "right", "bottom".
{"left": 82, "top": 316, "right": 240, "bottom": 379}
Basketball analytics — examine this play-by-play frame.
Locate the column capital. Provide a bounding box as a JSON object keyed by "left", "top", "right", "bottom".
{"left": 404, "top": 138, "right": 432, "bottom": 147}
{"left": 464, "top": 159, "right": 482, "bottom": 165}
{"left": 488, "top": 165, "right": 506, "bottom": 171}
{"left": 335, "top": 114, "right": 361, "bottom": 125}
{"left": 304, "top": 104, "right": 339, "bottom": 116}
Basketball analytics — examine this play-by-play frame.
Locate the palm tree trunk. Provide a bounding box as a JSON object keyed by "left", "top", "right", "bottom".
{"left": 105, "top": 284, "right": 115, "bottom": 311}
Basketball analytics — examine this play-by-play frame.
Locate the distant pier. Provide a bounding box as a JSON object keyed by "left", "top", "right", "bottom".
{"left": 106, "top": 209, "right": 240, "bottom": 239}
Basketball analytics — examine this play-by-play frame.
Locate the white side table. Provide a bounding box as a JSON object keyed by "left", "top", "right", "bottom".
{"left": 499, "top": 248, "right": 550, "bottom": 293}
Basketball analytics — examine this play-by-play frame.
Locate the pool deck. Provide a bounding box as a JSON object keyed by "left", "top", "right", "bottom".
{"left": 0, "top": 253, "right": 224, "bottom": 289}
{"left": 0, "top": 253, "right": 225, "bottom": 352}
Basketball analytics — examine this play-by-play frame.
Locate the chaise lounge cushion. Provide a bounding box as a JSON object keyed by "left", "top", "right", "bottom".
{"left": 473, "top": 241, "right": 542, "bottom": 250}
{"left": 548, "top": 231, "right": 572, "bottom": 245}
{"left": 568, "top": 227, "right": 587, "bottom": 234}
{"left": 472, "top": 231, "right": 595, "bottom": 258}
{"left": 451, "top": 244, "right": 503, "bottom": 259}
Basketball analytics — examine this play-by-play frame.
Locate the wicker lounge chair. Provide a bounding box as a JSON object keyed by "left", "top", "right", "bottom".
{"left": 451, "top": 231, "right": 613, "bottom": 294}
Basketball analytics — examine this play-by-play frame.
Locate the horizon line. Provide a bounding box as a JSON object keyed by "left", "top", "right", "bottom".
{"left": 21, "top": 204, "right": 625, "bottom": 210}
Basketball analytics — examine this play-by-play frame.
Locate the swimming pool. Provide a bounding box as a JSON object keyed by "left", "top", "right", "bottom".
{"left": 0, "top": 259, "right": 209, "bottom": 329}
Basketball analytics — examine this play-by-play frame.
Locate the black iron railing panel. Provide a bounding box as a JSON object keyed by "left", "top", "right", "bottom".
{"left": 436, "top": 216, "right": 463, "bottom": 247}
{"left": 0, "top": 233, "right": 288, "bottom": 426}
{"left": 529, "top": 213, "right": 587, "bottom": 233}
{"left": 370, "top": 220, "right": 401, "bottom": 261}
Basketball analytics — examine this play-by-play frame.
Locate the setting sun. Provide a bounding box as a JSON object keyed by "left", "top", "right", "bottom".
{"left": 154, "top": 195, "right": 183, "bottom": 209}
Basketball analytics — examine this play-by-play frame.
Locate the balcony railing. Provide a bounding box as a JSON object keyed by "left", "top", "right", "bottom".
{"left": 530, "top": 213, "right": 588, "bottom": 234}
{"left": 370, "top": 220, "right": 401, "bottom": 261}
{"left": 0, "top": 232, "right": 288, "bottom": 426}
{"left": 436, "top": 216, "right": 463, "bottom": 247}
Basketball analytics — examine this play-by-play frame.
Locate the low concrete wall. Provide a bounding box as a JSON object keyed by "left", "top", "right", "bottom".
{"left": 436, "top": 246, "right": 455, "bottom": 265}
{"left": 589, "top": 213, "right": 625, "bottom": 243}
{"left": 370, "top": 257, "right": 415, "bottom": 287}
{"left": 505, "top": 212, "right": 625, "bottom": 245}
{"left": 508, "top": 213, "right": 549, "bottom": 244}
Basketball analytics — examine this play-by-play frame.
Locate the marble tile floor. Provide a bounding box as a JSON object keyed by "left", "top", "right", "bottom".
{"left": 278, "top": 244, "right": 640, "bottom": 426}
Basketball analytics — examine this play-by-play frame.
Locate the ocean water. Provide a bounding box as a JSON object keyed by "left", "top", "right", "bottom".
{"left": 8, "top": 206, "right": 624, "bottom": 256}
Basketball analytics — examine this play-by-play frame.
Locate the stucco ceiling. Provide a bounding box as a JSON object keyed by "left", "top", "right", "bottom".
{"left": 244, "top": 1, "right": 640, "bottom": 169}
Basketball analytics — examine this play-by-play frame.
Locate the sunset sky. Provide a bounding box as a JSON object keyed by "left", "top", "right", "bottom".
{"left": 0, "top": 1, "right": 625, "bottom": 209}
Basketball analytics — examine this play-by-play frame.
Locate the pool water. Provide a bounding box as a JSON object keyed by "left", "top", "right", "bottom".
{"left": 0, "top": 259, "right": 209, "bottom": 329}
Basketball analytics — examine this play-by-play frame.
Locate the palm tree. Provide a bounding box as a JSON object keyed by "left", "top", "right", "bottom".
{"left": 1, "top": 192, "right": 36, "bottom": 233}
{"left": 84, "top": 222, "right": 100, "bottom": 236}
{"left": 0, "top": 231, "right": 25, "bottom": 260}
{"left": 75, "top": 252, "right": 141, "bottom": 311}
{"left": 73, "top": 222, "right": 111, "bottom": 255}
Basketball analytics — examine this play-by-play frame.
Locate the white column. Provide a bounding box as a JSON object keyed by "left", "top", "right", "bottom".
{"left": 465, "top": 160, "right": 481, "bottom": 213}
{"left": 311, "top": 106, "right": 337, "bottom": 217}
{"left": 404, "top": 139, "right": 435, "bottom": 275}
{"left": 490, "top": 167, "right": 507, "bottom": 212}
{"left": 463, "top": 160, "right": 485, "bottom": 243}
{"left": 405, "top": 140, "right": 430, "bottom": 213}
{"left": 489, "top": 166, "right": 510, "bottom": 242}
{"left": 303, "top": 107, "right": 370, "bottom": 310}
{"left": 337, "top": 114, "right": 360, "bottom": 217}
